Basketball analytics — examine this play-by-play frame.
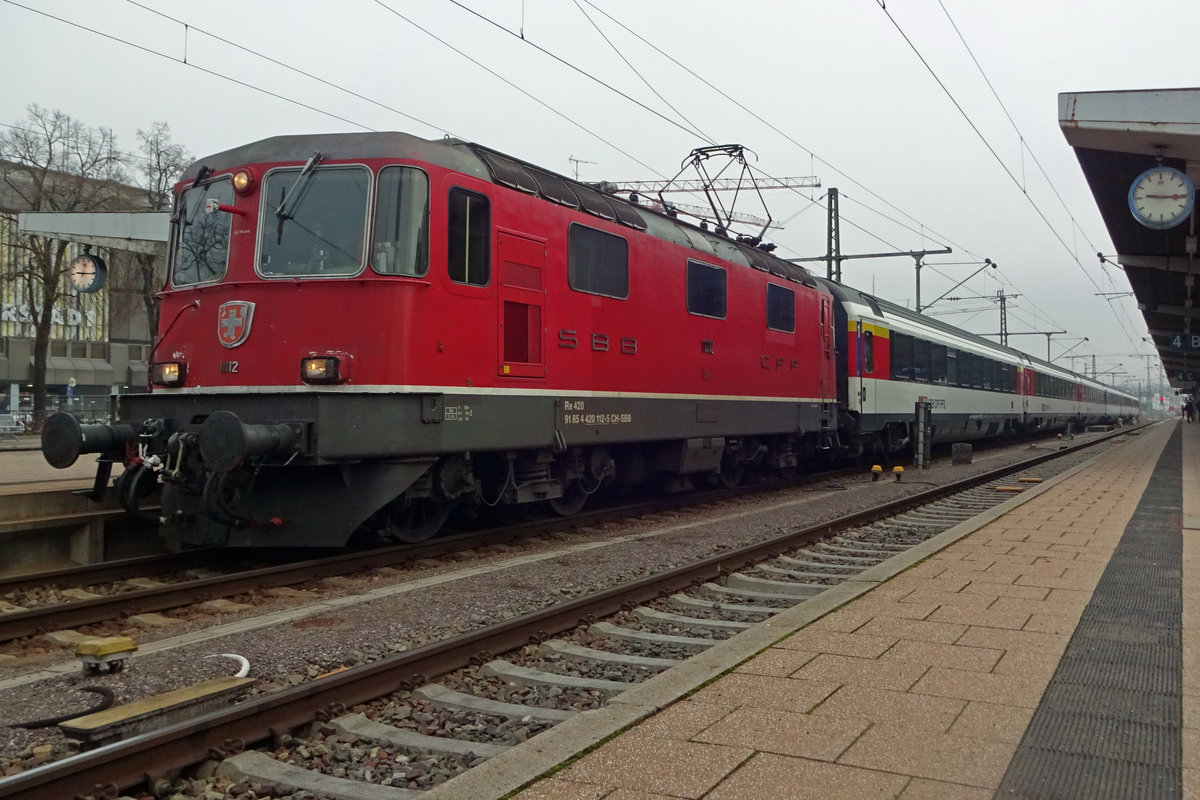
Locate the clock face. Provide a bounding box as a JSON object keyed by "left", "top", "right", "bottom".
{"left": 1128, "top": 166, "right": 1195, "bottom": 230}
{"left": 69, "top": 254, "right": 107, "bottom": 293}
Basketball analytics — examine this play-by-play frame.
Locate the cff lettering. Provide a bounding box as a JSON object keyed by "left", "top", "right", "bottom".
{"left": 761, "top": 355, "right": 800, "bottom": 370}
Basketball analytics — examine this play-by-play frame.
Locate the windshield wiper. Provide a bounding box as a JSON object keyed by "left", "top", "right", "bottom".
{"left": 171, "top": 165, "right": 213, "bottom": 227}
{"left": 275, "top": 151, "right": 325, "bottom": 244}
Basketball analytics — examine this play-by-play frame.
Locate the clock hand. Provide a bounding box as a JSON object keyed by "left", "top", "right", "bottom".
{"left": 1143, "top": 194, "right": 1187, "bottom": 199}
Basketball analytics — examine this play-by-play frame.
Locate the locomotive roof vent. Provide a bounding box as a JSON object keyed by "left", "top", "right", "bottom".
{"left": 572, "top": 182, "right": 618, "bottom": 221}
{"left": 470, "top": 143, "right": 646, "bottom": 231}
{"left": 473, "top": 147, "right": 539, "bottom": 195}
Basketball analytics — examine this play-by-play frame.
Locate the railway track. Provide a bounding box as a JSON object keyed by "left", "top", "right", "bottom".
{"left": 0, "top": 423, "right": 1145, "bottom": 800}
{"left": 0, "top": 463, "right": 878, "bottom": 644}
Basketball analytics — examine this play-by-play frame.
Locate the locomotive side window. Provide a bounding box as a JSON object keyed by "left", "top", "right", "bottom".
{"left": 448, "top": 188, "right": 490, "bottom": 286}
{"left": 568, "top": 224, "right": 629, "bottom": 299}
{"left": 260, "top": 166, "right": 369, "bottom": 277}
{"left": 766, "top": 284, "right": 795, "bottom": 332}
{"left": 687, "top": 260, "right": 726, "bottom": 319}
{"left": 173, "top": 177, "right": 234, "bottom": 286}
{"left": 372, "top": 167, "right": 429, "bottom": 276}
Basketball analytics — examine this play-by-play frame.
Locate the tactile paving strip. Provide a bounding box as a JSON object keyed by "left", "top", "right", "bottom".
{"left": 996, "top": 427, "right": 1183, "bottom": 799}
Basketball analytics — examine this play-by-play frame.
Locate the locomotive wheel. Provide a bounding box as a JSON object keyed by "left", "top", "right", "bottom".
{"left": 385, "top": 498, "right": 453, "bottom": 543}
{"left": 547, "top": 482, "right": 588, "bottom": 516}
{"left": 717, "top": 456, "right": 744, "bottom": 489}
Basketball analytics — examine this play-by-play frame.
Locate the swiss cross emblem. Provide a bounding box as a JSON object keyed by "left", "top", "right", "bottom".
{"left": 217, "top": 301, "right": 255, "bottom": 348}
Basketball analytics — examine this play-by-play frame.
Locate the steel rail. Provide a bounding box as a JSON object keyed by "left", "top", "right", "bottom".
{"left": 0, "top": 424, "right": 1146, "bottom": 800}
{"left": 0, "top": 549, "right": 215, "bottom": 595}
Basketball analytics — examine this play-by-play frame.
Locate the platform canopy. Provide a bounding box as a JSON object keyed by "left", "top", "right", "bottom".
{"left": 1059, "top": 88, "right": 1200, "bottom": 389}
{"left": 17, "top": 212, "right": 169, "bottom": 257}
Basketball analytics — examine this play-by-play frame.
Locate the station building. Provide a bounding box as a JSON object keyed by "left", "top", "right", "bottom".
{"left": 0, "top": 165, "right": 167, "bottom": 424}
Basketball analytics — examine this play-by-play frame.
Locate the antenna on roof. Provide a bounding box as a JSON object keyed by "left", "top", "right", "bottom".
{"left": 568, "top": 155, "right": 598, "bottom": 181}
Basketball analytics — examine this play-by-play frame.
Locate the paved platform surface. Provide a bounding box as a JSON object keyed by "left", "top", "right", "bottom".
{"left": 500, "top": 420, "right": 1192, "bottom": 800}
{"left": 0, "top": 444, "right": 118, "bottom": 495}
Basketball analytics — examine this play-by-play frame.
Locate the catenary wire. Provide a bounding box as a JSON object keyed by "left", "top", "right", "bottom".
{"left": 874, "top": 1, "right": 1141, "bottom": 349}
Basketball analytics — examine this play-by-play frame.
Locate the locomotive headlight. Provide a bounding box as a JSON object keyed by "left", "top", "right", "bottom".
{"left": 232, "top": 168, "right": 256, "bottom": 195}
{"left": 152, "top": 361, "right": 187, "bottom": 387}
{"left": 301, "top": 355, "right": 348, "bottom": 385}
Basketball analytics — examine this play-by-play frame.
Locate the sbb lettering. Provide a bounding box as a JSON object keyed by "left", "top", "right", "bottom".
{"left": 558, "top": 329, "right": 636, "bottom": 355}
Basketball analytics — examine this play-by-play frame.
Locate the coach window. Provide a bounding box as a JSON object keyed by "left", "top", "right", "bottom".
{"left": 372, "top": 167, "right": 429, "bottom": 276}
{"left": 260, "top": 166, "right": 369, "bottom": 277}
{"left": 448, "top": 187, "right": 490, "bottom": 286}
{"left": 958, "top": 352, "right": 974, "bottom": 387}
{"left": 930, "top": 344, "right": 947, "bottom": 383}
{"left": 687, "top": 260, "right": 726, "bottom": 318}
{"left": 766, "top": 284, "right": 795, "bottom": 332}
{"left": 891, "top": 332, "right": 912, "bottom": 380}
{"left": 946, "top": 348, "right": 958, "bottom": 385}
{"left": 568, "top": 224, "right": 629, "bottom": 298}
{"left": 863, "top": 330, "right": 875, "bottom": 373}
{"left": 913, "top": 338, "right": 931, "bottom": 382}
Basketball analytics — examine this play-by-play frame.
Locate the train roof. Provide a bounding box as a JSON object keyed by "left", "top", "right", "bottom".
{"left": 813, "top": 277, "right": 1028, "bottom": 357}
{"left": 181, "top": 131, "right": 817, "bottom": 288}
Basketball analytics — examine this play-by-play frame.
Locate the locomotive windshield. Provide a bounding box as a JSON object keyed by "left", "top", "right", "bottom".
{"left": 260, "top": 166, "right": 369, "bottom": 277}
{"left": 172, "top": 178, "right": 233, "bottom": 286}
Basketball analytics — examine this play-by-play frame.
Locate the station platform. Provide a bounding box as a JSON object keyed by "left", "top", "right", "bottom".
{"left": 0, "top": 442, "right": 118, "bottom": 496}
{"left": 449, "top": 419, "right": 1191, "bottom": 800}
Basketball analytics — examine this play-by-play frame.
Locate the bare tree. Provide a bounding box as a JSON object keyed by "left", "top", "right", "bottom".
{"left": 0, "top": 105, "right": 129, "bottom": 422}
{"left": 135, "top": 123, "right": 192, "bottom": 343}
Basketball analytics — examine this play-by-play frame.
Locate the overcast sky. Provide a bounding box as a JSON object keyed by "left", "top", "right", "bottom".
{"left": 3, "top": 0, "right": 1196, "bottom": 390}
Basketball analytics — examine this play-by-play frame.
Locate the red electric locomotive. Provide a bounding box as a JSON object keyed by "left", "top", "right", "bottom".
{"left": 42, "top": 132, "right": 839, "bottom": 548}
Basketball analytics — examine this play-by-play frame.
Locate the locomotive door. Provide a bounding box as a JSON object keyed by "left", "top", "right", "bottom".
{"left": 496, "top": 231, "right": 546, "bottom": 378}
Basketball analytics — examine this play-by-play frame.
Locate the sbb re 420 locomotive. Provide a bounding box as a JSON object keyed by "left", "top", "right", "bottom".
{"left": 40, "top": 132, "right": 1137, "bottom": 550}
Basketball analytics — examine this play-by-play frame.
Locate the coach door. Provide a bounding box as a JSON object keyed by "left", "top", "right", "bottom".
{"left": 820, "top": 296, "right": 834, "bottom": 403}
{"left": 497, "top": 231, "right": 546, "bottom": 378}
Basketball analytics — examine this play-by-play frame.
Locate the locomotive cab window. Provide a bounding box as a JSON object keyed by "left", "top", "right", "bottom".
{"left": 372, "top": 166, "right": 429, "bottom": 276}
{"left": 448, "top": 187, "right": 490, "bottom": 286}
{"left": 173, "top": 177, "right": 234, "bottom": 286}
{"left": 687, "top": 260, "right": 726, "bottom": 319}
{"left": 766, "top": 284, "right": 795, "bottom": 332}
{"left": 260, "top": 166, "right": 369, "bottom": 277}
{"left": 568, "top": 224, "right": 628, "bottom": 298}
